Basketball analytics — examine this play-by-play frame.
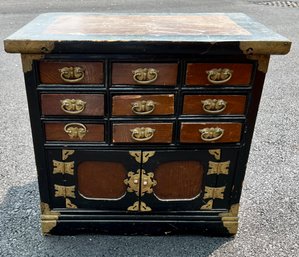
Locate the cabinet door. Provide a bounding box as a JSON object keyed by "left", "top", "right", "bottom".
{"left": 138, "top": 148, "right": 238, "bottom": 212}
{"left": 47, "top": 149, "right": 141, "bottom": 211}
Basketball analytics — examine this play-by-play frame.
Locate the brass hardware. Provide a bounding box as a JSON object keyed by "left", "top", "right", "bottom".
{"left": 129, "top": 151, "right": 155, "bottom": 163}
{"left": 21, "top": 54, "right": 45, "bottom": 73}
{"left": 219, "top": 204, "right": 239, "bottom": 235}
{"left": 54, "top": 185, "right": 76, "bottom": 198}
{"left": 203, "top": 186, "right": 225, "bottom": 199}
{"left": 208, "top": 161, "right": 230, "bottom": 175}
{"left": 60, "top": 99, "right": 86, "bottom": 114}
{"left": 127, "top": 201, "right": 152, "bottom": 212}
{"left": 199, "top": 127, "right": 224, "bottom": 142}
{"left": 124, "top": 169, "right": 157, "bottom": 196}
{"left": 53, "top": 160, "right": 74, "bottom": 175}
{"left": 130, "top": 127, "right": 155, "bottom": 142}
{"left": 129, "top": 151, "right": 142, "bottom": 163}
{"left": 132, "top": 68, "right": 159, "bottom": 84}
{"left": 127, "top": 201, "right": 139, "bottom": 211}
{"left": 140, "top": 170, "right": 157, "bottom": 196}
{"left": 40, "top": 202, "right": 60, "bottom": 235}
{"left": 64, "top": 123, "right": 87, "bottom": 140}
{"left": 142, "top": 151, "right": 155, "bottom": 163}
{"left": 124, "top": 170, "right": 141, "bottom": 196}
{"left": 206, "top": 68, "right": 233, "bottom": 84}
{"left": 62, "top": 149, "right": 75, "bottom": 161}
{"left": 140, "top": 202, "right": 152, "bottom": 212}
{"left": 59, "top": 66, "right": 85, "bottom": 83}
{"left": 244, "top": 54, "right": 270, "bottom": 73}
{"left": 201, "top": 99, "right": 227, "bottom": 113}
{"left": 65, "top": 198, "right": 77, "bottom": 209}
{"left": 131, "top": 100, "right": 155, "bottom": 115}
{"left": 208, "top": 149, "right": 221, "bottom": 160}
{"left": 200, "top": 200, "right": 213, "bottom": 210}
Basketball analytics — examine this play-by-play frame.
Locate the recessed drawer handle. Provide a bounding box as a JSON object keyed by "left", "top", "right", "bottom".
{"left": 64, "top": 123, "right": 87, "bottom": 140}
{"left": 201, "top": 99, "right": 227, "bottom": 113}
{"left": 131, "top": 100, "right": 156, "bottom": 115}
{"left": 59, "top": 66, "right": 85, "bottom": 83}
{"left": 132, "top": 68, "right": 159, "bottom": 84}
{"left": 199, "top": 127, "right": 224, "bottom": 142}
{"left": 130, "top": 127, "right": 156, "bottom": 141}
{"left": 60, "top": 98, "right": 86, "bottom": 114}
{"left": 206, "top": 68, "right": 233, "bottom": 84}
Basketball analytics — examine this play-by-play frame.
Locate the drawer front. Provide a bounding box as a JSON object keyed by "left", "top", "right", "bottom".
{"left": 186, "top": 63, "right": 253, "bottom": 86}
{"left": 112, "top": 63, "right": 178, "bottom": 86}
{"left": 39, "top": 61, "right": 104, "bottom": 84}
{"left": 45, "top": 122, "right": 105, "bottom": 142}
{"left": 180, "top": 122, "right": 242, "bottom": 143}
{"left": 183, "top": 95, "right": 247, "bottom": 115}
{"left": 113, "top": 123, "right": 173, "bottom": 143}
{"left": 41, "top": 94, "right": 104, "bottom": 116}
{"left": 112, "top": 94, "right": 175, "bottom": 116}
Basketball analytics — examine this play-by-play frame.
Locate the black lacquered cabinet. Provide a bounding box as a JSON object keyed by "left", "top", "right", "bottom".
{"left": 4, "top": 13, "right": 291, "bottom": 236}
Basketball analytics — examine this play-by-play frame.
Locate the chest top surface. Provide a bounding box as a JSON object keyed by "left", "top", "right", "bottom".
{"left": 4, "top": 13, "right": 291, "bottom": 55}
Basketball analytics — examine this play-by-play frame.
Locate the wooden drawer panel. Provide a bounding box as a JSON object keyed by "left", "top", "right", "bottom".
{"left": 183, "top": 95, "right": 247, "bottom": 115}
{"left": 180, "top": 122, "right": 242, "bottom": 143}
{"left": 112, "top": 63, "right": 178, "bottom": 86}
{"left": 186, "top": 63, "right": 253, "bottom": 86}
{"left": 112, "top": 94, "right": 175, "bottom": 116}
{"left": 45, "top": 122, "right": 104, "bottom": 142}
{"left": 41, "top": 94, "right": 104, "bottom": 116}
{"left": 113, "top": 123, "right": 173, "bottom": 143}
{"left": 39, "top": 61, "right": 104, "bottom": 84}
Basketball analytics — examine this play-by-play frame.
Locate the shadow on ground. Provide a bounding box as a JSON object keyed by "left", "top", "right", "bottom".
{"left": 0, "top": 182, "right": 232, "bottom": 257}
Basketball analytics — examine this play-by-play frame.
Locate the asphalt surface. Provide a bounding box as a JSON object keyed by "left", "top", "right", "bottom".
{"left": 0, "top": 1, "right": 298, "bottom": 256}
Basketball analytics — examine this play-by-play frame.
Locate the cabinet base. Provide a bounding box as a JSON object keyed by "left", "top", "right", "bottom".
{"left": 41, "top": 217, "right": 238, "bottom": 237}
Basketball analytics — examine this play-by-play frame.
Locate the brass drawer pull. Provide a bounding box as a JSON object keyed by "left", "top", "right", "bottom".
{"left": 199, "top": 127, "right": 224, "bottom": 142}
{"left": 60, "top": 99, "right": 86, "bottom": 114}
{"left": 130, "top": 127, "right": 156, "bottom": 141}
{"left": 59, "top": 66, "right": 85, "bottom": 83}
{"left": 132, "top": 68, "right": 159, "bottom": 84}
{"left": 206, "top": 68, "right": 233, "bottom": 84}
{"left": 131, "top": 100, "right": 155, "bottom": 115}
{"left": 64, "top": 123, "right": 87, "bottom": 140}
{"left": 201, "top": 99, "right": 227, "bottom": 113}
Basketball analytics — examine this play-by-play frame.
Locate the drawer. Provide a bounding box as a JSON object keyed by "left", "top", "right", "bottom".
{"left": 186, "top": 63, "right": 253, "bottom": 86}
{"left": 45, "top": 122, "right": 104, "bottom": 142}
{"left": 112, "top": 94, "right": 175, "bottom": 116}
{"left": 39, "top": 61, "right": 104, "bottom": 84}
{"left": 180, "top": 122, "right": 242, "bottom": 143}
{"left": 113, "top": 123, "right": 173, "bottom": 143}
{"left": 41, "top": 94, "right": 104, "bottom": 116}
{"left": 183, "top": 95, "right": 247, "bottom": 115}
{"left": 112, "top": 63, "right": 178, "bottom": 86}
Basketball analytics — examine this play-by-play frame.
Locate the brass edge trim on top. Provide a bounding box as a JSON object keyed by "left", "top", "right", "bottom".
{"left": 219, "top": 203, "right": 239, "bottom": 235}
{"left": 239, "top": 41, "right": 291, "bottom": 56}
{"left": 40, "top": 202, "right": 60, "bottom": 235}
{"left": 6, "top": 40, "right": 55, "bottom": 54}
{"left": 21, "top": 54, "right": 45, "bottom": 73}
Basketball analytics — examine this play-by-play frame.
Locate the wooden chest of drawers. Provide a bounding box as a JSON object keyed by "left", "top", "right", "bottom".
{"left": 4, "top": 13, "right": 291, "bottom": 236}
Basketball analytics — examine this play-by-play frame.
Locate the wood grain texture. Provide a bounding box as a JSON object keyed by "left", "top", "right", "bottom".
{"left": 180, "top": 122, "right": 242, "bottom": 143}
{"left": 78, "top": 161, "right": 127, "bottom": 199}
{"left": 45, "top": 123, "right": 104, "bottom": 142}
{"left": 183, "top": 95, "right": 247, "bottom": 115}
{"left": 112, "top": 94, "right": 175, "bottom": 116}
{"left": 41, "top": 93, "right": 104, "bottom": 116}
{"left": 186, "top": 63, "right": 253, "bottom": 86}
{"left": 113, "top": 123, "right": 173, "bottom": 143}
{"left": 39, "top": 61, "right": 103, "bottom": 84}
{"left": 112, "top": 63, "right": 178, "bottom": 86}
{"left": 153, "top": 161, "right": 204, "bottom": 200}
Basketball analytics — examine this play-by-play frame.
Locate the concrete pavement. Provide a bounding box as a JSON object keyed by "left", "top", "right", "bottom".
{"left": 0, "top": 1, "right": 298, "bottom": 256}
